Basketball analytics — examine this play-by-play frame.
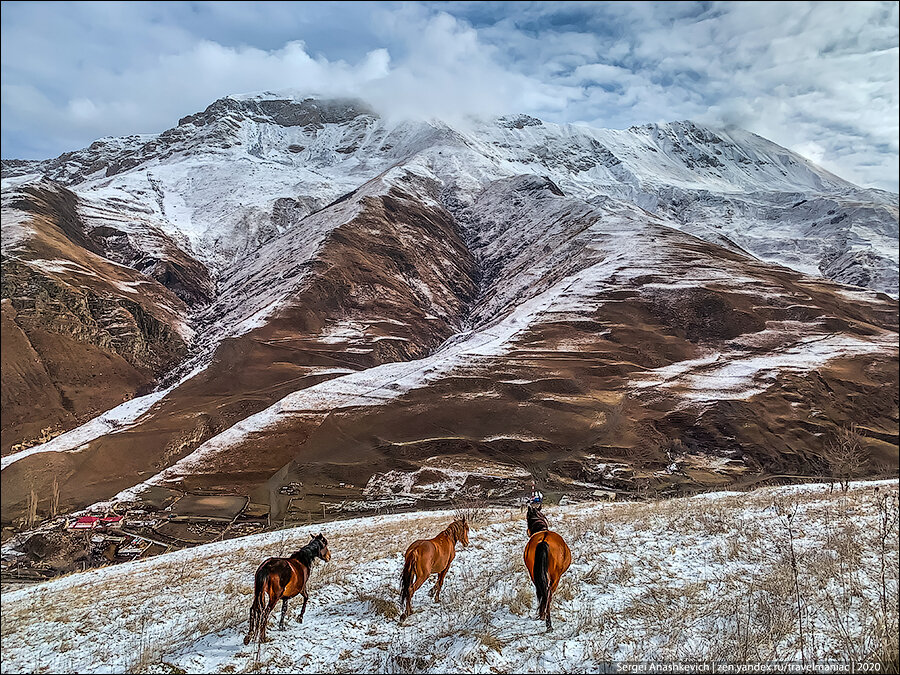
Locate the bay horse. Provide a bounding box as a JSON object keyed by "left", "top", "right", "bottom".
{"left": 399, "top": 518, "right": 469, "bottom": 622}
{"left": 243, "top": 533, "right": 331, "bottom": 644}
{"left": 523, "top": 504, "right": 571, "bottom": 632}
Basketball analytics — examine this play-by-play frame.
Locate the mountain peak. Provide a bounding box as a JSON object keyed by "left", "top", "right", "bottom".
{"left": 177, "top": 93, "right": 377, "bottom": 129}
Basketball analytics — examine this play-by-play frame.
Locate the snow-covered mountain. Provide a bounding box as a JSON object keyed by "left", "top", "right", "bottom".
{"left": 4, "top": 93, "right": 896, "bottom": 292}
{"left": 1, "top": 92, "right": 897, "bottom": 528}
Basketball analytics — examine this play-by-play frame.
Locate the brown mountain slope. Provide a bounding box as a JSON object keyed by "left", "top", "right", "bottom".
{"left": 1, "top": 183, "right": 191, "bottom": 453}
{"left": 1, "top": 172, "right": 478, "bottom": 524}
{"left": 1, "top": 175, "right": 897, "bottom": 529}
{"left": 188, "top": 184, "right": 896, "bottom": 519}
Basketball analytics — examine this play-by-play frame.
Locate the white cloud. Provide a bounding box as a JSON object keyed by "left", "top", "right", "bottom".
{"left": 1, "top": 1, "right": 897, "bottom": 191}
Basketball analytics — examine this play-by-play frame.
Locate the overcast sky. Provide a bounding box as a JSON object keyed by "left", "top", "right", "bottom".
{"left": 1, "top": 1, "right": 897, "bottom": 190}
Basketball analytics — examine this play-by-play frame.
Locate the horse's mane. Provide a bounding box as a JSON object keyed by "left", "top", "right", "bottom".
{"left": 527, "top": 506, "right": 549, "bottom": 535}
{"left": 290, "top": 536, "right": 326, "bottom": 566}
{"left": 441, "top": 519, "right": 467, "bottom": 543}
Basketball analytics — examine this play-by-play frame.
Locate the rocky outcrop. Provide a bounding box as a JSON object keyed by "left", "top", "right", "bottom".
{"left": 1, "top": 260, "right": 185, "bottom": 373}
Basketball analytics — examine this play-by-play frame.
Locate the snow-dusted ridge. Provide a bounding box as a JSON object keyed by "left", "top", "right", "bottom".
{"left": 4, "top": 92, "right": 896, "bottom": 294}
{"left": 1, "top": 92, "right": 897, "bottom": 527}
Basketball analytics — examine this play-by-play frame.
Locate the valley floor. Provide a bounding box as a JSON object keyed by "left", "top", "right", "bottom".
{"left": 1, "top": 480, "right": 897, "bottom": 674}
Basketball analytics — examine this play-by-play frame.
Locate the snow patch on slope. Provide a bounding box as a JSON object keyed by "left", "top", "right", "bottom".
{"left": 631, "top": 332, "right": 898, "bottom": 402}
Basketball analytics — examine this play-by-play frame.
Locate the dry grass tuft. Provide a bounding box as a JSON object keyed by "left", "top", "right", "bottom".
{"left": 357, "top": 591, "right": 401, "bottom": 620}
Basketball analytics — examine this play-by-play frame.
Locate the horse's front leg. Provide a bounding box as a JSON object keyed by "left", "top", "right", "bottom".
{"left": 433, "top": 566, "right": 451, "bottom": 603}
{"left": 427, "top": 572, "right": 438, "bottom": 599}
{"left": 279, "top": 598, "right": 289, "bottom": 630}
{"left": 298, "top": 588, "right": 309, "bottom": 624}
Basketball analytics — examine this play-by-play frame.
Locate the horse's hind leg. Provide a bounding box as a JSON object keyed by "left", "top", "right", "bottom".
{"left": 279, "top": 598, "right": 289, "bottom": 630}
{"left": 259, "top": 595, "right": 277, "bottom": 643}
{"left": 401, "top": 572, "right": 426, "bottom": 621}
{"left": 298, "top": 588, "right": 309, "bottom": 624}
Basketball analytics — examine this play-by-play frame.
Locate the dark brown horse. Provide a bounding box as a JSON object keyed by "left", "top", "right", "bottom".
{"left": 244, "top": 533, "right": 331, "bottom": 644}
{"left": 523, "top": 504, "right": 571, "bottom": 632}
{"left": 399, "top": 518, "right": 469, "bottom": 621}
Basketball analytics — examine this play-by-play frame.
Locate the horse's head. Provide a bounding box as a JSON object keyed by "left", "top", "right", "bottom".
{"left": 314, "top": 533, "right": 331, "bottom": 562}
{"left": 459, "top": 519, "right": 469, "bottom": 547}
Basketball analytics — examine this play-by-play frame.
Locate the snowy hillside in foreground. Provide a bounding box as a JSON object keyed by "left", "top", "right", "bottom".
{"left": 1, "top": 480, "right": 897, "bottom": 674}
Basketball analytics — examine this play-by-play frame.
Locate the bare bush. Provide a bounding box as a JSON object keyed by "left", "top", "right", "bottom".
{"left": 25, "top": 487, "right": 38, "bottom": 529}
{"left": 356, "top": 591, "right": 400, "bottom": 620}
{"left": 452, "top": 498, "right": 490, "bottom": 526}
{"left": 823, "top": 424, "right": 867, "bottom": 492}
{"left": 50, "top": 477, "right": 60, "bottom": 519}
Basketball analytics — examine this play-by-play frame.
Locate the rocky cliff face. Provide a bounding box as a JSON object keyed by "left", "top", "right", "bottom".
{"left": 1, "top": 93, "right": 897, "bottom": 527}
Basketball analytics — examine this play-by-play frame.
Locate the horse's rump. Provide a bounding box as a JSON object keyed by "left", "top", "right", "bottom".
{"left": 523, "top": 529, "right": 571, "bottom": 630}
{"left": 523, "top": 531, "right": 572, "bottom": 586}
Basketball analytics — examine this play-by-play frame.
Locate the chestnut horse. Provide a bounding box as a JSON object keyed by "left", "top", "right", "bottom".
{"left": 523, "top": 504, "right": 571, "bottom": 632}
{"left": 244, "top": 533, "right": 331, "bottom": 644}
{"left": 399, "top": 518, "right": 469, "bottom": 621}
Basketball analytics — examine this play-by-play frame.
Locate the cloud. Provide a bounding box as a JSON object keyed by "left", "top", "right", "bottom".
{"left": 1, "top": 1, "right": 897, "bottom": 191}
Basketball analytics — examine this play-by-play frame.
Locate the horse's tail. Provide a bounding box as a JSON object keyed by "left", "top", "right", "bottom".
{"left": 244, "top": 564, "right": 270, "bottom": 645}
{"left": 400, "top": 549, "right": 418, "bottom": 607}
{"left": 534, "top": 539, "right": 551, "bottom": 619}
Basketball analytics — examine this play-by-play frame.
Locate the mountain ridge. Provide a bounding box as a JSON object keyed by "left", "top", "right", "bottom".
{"left": 3, "top": 94, "right": 895, "bottom": 296}
{"left": 1, "top": 93, "right": 897, "bottom": 532}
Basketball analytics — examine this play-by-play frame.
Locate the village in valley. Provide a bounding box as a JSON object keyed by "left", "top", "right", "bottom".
{"left": 1, "top": 467, "right": 623, "bottom": 591}
{"left": 1, "top": 490, "right": 267, "bottom": 588}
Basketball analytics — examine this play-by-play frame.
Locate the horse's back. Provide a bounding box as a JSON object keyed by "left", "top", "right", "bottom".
{"left": 405, "top": 539, "right": 430, "bottom": 555}
{"left": 406, "top": 535, "right": 453, "bottom": 573}
{"left": 256, "top": 556, "right": 307, "bottom": 597}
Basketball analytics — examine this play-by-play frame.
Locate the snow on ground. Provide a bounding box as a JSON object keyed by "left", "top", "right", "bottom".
{"left": 1, "top": 480, "right": 896, "bottom": 674}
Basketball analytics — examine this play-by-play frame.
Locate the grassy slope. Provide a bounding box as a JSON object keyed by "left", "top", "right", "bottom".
{"left": 1, "top": 480, "right": 897, "bottom": 673}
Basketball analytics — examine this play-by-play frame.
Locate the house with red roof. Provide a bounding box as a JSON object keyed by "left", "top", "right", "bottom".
{"left": 70, "top": 516, "right": 99, "bottom": 530}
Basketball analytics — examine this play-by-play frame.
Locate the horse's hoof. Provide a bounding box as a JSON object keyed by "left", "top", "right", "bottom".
{"left": 243, "top": 637, "right": 251, "bottom": 646}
